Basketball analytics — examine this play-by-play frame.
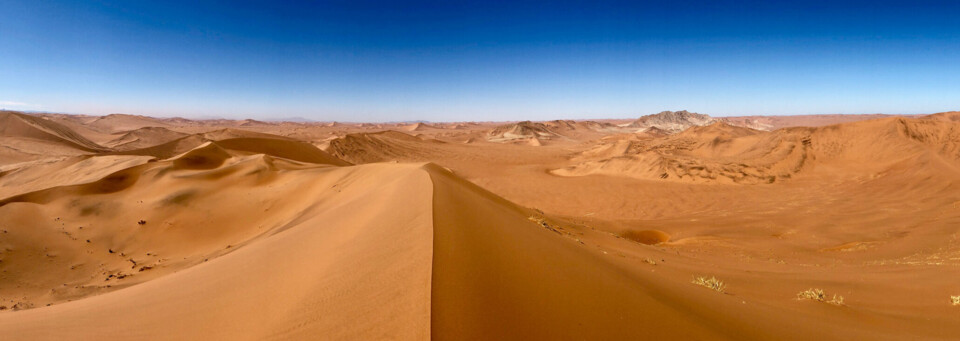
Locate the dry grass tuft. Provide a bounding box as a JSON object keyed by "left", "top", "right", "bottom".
{"left": 797, "top": 288, "right": 844, "bottom": 305}
{"left": 692, "top": 276, "right": 725, "bottom": 293}
{"left": 951, "top": 296, "right": 960, "bottom": 306}
{"left": 527, "top": 215, "right": 560, "bottom": 234}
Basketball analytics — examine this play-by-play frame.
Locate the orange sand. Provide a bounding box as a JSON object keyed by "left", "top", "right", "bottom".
{"left": 2, "top": 110, "right": 960, "bottom": 340}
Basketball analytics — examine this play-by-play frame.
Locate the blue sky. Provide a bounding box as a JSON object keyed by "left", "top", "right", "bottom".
{"left": 1, "top": 0, "right": 958, "bottom": 121}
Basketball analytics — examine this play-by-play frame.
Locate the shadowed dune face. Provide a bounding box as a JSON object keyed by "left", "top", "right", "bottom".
{"left": 77, "top": 168, "right": 142, "bottom": 194}
{"left": 171, "top": 142, "right": 232, "bottom": 170}
{"left": 2, "top": 111, "right": 960, "bottom": 340}
{"left": 427, "top": 165, "right": 726, "bottom": 340}
{"left": 620, "top": 229, "right": 671, "bottom": 245}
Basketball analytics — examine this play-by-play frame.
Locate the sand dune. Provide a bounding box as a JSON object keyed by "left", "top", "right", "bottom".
{"left": 0, "top": 151, "right": 430, "bottom": 339}
{"left": 924, "top": 111, "right": 960, "bottom": 122}
{"left": 105, "top": 127, "right": 190, "bottom": 151}
{"left": 0, "top": 155, "right": 154, "bottom": 199}
{"left": 0, "top": 111, "right": 109, "bottom": 165}
{"left": 405, "top": 122, "right": 439, "bottom": 131}
{"left": 325, "top": 131, "right": 443, "bottom": 164}
{"left": 3, "top": 110, "right": 960, "bottom": 339}
{"left": 106, "top": 128, "right": 349, "bottom": 167}
{"left": 30, "top": 113, "right": 121, "bottom": 145}
{"left": 554, "top": 117, "right": 960, "bottom": 184}
{"left": 85, "top": 114, "right": 171, "bottom": 134}
{"left": 237, "top": 119, "right": 276, "bottom": 127}
{"left": 0, "top": 111, "right": 107, "bottom": 152}
{"left": 722, "top": 113, "right": 903, "bottom": 130}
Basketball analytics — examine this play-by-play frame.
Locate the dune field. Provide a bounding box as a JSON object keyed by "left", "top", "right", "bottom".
{"left": 2, "top": 109, "right": 960, "bottom": 340}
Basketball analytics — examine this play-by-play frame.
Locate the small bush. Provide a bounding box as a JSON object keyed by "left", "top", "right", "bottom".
{"left": 692, "top": 276, "right": 725, "bottom": 293}
{"left": 951, "top": 296, "right": 960, "bottom": 306}
{"left": 797, "top": 288, "right": 844, "bottom": 305}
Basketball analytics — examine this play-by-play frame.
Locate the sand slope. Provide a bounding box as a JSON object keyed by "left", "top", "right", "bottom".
{"left": 0, "top": 111, "right": 109, "bottom": 164}
{"left": 0, "top": 148, "right": 430, "bottom": 339}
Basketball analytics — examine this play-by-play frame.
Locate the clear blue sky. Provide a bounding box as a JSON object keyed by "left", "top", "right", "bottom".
{"left": 1, "top": 0, "right": 958, "bottom": 121}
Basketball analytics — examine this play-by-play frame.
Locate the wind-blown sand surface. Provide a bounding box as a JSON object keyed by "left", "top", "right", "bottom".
{"left": 2, "top": 110, "right": 960, "bottom": 339}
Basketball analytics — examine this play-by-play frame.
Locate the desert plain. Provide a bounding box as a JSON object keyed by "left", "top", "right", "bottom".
{"left": 1, "top": 109, "right": 960, "bottom": 340}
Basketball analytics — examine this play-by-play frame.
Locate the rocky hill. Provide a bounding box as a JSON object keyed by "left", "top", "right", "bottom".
{"left": 627, "top": 110, "right": 717, "bottom": 133}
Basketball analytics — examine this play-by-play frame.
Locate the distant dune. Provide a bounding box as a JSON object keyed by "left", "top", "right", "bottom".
{"left": 0, "top": 111, "right": 109, "bottom": 164}
{"left": 554, "top": 115, "right": 960, "bottom": 184}
{"left": 85, "top": 113, "right": 171, "bottom": 133}
{"left": 325, "top": 131, "right": 442, "bottom": 164}
{"left": 105, "top": 127, "right": 190, "bottom": 151}
{"left": 722, "top": 113, "right": 904, "bottom": 130}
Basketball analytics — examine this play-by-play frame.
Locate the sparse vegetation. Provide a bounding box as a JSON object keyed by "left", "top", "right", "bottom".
{"left": 527, "top": 215, "right": 560, "bottom": 234}
{"left": 951, "top": 295, "right": 960, "bottom": 306}
{"left": 692, "top": 276, "right": 725, "bottom": 293}
{"left": 797, "top": 288, "right": 844, "bottom": 305}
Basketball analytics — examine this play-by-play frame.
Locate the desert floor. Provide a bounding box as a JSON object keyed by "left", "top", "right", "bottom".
{"left": 2, "top": 110, "right": 960, "bottom": 340}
